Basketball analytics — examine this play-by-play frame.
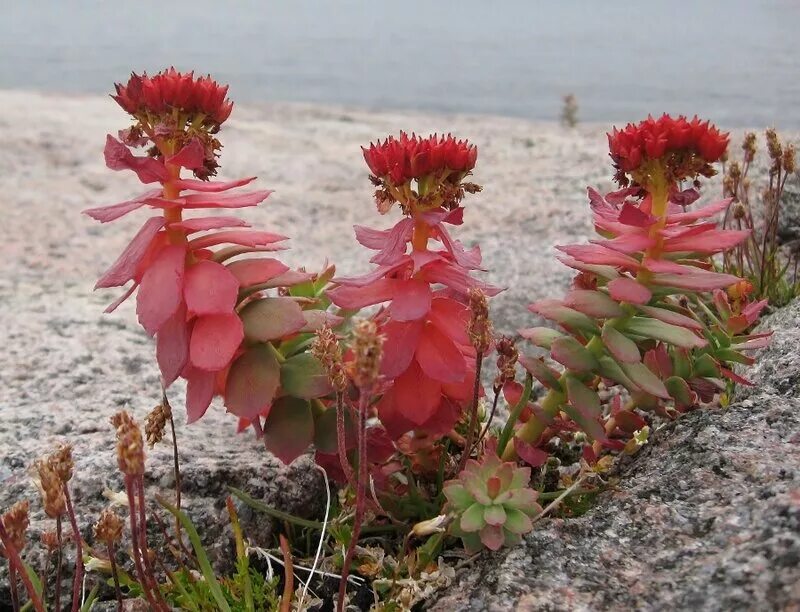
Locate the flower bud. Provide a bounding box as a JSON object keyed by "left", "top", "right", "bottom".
{"left": 351, "top": 320, "right": 384, "bottom": 390}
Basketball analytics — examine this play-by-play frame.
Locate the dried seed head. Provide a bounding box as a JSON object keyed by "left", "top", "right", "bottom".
{"left": 48, "top": 443, "right": 74, "bottom": 484}
{"left": 494, "top": 336, "right": 519, "bottom": 389}
{"left": 111, "top": 411, "right": 145, "bottom": 476}
{"left": 311, "top": 325, "right": 348, "bottom": 393}
{"left": 783, "top": 144, "right": 796, "bottom": 174}
{"left": 467, "top": 288, "right": 492, "bottom": 353}
{"left": 742, "top": 132, "right": 757, "bottom": 162}
{"left": 93, "top": 508, "right": 124, "bottom": 544}
{"left": 732, "top": 201, "right": 747, "bottom": 220}
{"left": 1, "top": 501, "right": 30, "bottom": 552}
{"left": 35, "top": 459, "right": 66, "bottom": 518}
{"left": 41, "top": 530, "right": 60, "bottom": 552}
{"left": 766, "top": 128, "right": 782, "bottom": 163}
{"left": 144, "top": 403, "right": 171, "bottom": 447}
{"left": 728, "top": 160, "right": 742, "bottom": 181}
{"left": 350, "top": 319, "right": 383, "bottom": 389}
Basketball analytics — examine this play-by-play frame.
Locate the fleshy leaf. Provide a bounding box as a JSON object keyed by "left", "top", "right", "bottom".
{"left": 518, "top": 326, "right": 565, "bottom": 349}
{"left": 226, "top": 258, "right": 290, "bottom": 287}
{"left": 240, "top": 298, "right": 306, "bottom": 342}
{"left": 136, "top": 244, "right": 186, "bottom": 336}
{"left": 635, "top": 305, "right": 703, "bottom": 331}
{"left": 550, "top": 337, "right": 599, "bottom": 372}
{"left": 183, "top": 260, "right": 239, "bottom": 316}
{"left": 157, "top": 305, "right": 190, "bottom": 387}
{"left": 529, "top": 300, "right": 599, "bottom": 334}
{"left": 514, "top": 438, "right": 549, "bottom": 467}
{"left": 564, "top": 290, "right": 625, "bottom": 318}
{"left": 262, "top": 397, "right": 314, "bottom": 464}
{"left": 664, "top": 376, "right": 696, "bottom": 407}
{"left": 607, "top": 277, "right": 652, "bottom": 304}
{"left": 95, "top": 216, "right": 166, "bottom": 288}
{"left": 601, "top": 324, "right": 641, "bottom": 363}
{"left": 620, "top": 362, "right": 670, "bottom": 399}
{"left": 415, "top": 323, "right": 467, "bottom": 383}
{"left": 189, "top": 313, "right": 244, "bottom": 371}
{"left": 623, "top": 317, "right": 707, "bottom": 349}
{"left": 518, "top": 355, "right": 562, "bottom": 390}
{"left": 225, "top": 344, "right": 281, "bottom": 419}
{"left": 484, "top": 505, "right": 506, "bottom": 526}
{"left": 280, "top": 353, "right": 332, "bottom": 399}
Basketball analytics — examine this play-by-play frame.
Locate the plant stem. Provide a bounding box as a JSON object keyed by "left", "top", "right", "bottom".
{"left": 496, "top": 373, "right": 534, "bottom": 458}
{"left": 165, "top": 395, "right": 183, "bottom": 540}
{"left": 106, "top": 543, "right": 124, "bottom": 612}
{"left": 136, "top": 478, "right": 167, "bottom": 610}
{"left": 475, "top": 385, "right": 502, "bottom": 448}
{"left": 9, "top": 566, "right": 19, "bottom": 612}
{"left": 0, "top": 522, "right": 44, "bottom": 612}
{"left": 501, "top": 380, "right": 564, "bottom": 461}
{"left": 336, "top": 393, "right": 357, "bottom": 491}
{"left": 458, "top": 351, "right": 484, "bottom": 472}
{"left": 63, "top": 488, "right": 84, "bottom": 612}
{"left": 337, "top": 389, "right": 369, "bottom": 611}
{"left": 124, "top": 477, "right": 159, "bottom": 611}
{"left": 278, "top": 534, "right": 294, "bottom": 612}
{"left": 54, "top": 516, "right": 63, "bottom": 612}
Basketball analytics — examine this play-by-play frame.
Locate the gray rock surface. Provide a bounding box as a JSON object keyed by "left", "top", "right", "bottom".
{"left": 427, "top": 302, "right": 800, "bottom": 611}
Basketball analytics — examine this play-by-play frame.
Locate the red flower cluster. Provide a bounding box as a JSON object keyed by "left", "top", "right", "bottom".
{"left": 112, "top": 68, "right": 234, "bottom": 125}
{"left": 363, "top": 132, "right": 477, "bottom": 185}
{"left": 608, "top": 114, "right": 729, "bottom": 177}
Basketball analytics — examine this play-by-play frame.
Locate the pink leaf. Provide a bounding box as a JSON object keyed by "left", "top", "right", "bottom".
{"left": 298, "top": 310, "right": 344, "bottom": 333}
{"left": 618, "top": 202, "right": 655, "bottom": 227}
{"left": 564, "top": 289, "right": 625, "bottom": 318}
{"left": 189, "top": 313, "right": 244, "bottom": 371}
{"left": 556, "top": 244, "right": 641, "bottom": 270}
{"left": 327, "top": 279, "right": 396, "bottom": 310}
{"left": 636, "top": 305, "right": 703, "bottom": 330}
{"left": 95, "top": 217, "right": 166, "bottom": 288}
{"left": 368, "top": 218, "right": 414, "bottom": 264}
{"left": 183, "top": 260, "right": 239, "bottom": 316}
{"left": 389, "top": 279, "right": 432, "bottom": 321}
{"left": 334, "top": 259, "right": 411, "bottom": 288}
{"left": 225, "top": 345, "right": 281, "bottom": 420}
{"left": 594, "top": 233, "right": 655, "bottom": 254}
{"left": 173, "top": 176, "right": 256, "bottom": 192}
{"left": 104, "top": 135, "right": 167, "bottom": 184}
{"left": 420, "top": 260, "right": 502, "bottom": 296}
{"left": 662, "top": 229, "right": 750, "bottom": 254}
{"left": 550, "top": 337, "right": 598, "bottom": 372}
{"left": 514, "top": 438, "right": 549, "bottom": 468}
{"left": 240, "top": 297, "right": 306, "bottom": 342}
{"left": 381, "top": 319, "right": 424, "bottom": 378}
{"left": 136, "top": 244, "right": 187, "bottom": 335}
{"left": 650, "top": 270, "right": 741, "bottom": 291}
{"left": 185, "top": 367, "right": 217, "bottom": 423}
{"left": 166, "top": 138, "right": 205, "bottom": 170}
{"left": 666, "top": 198, "right": 732, "bottom": 223}
{"left": 391, "top": 362, "right": 442, "bottom": 426}
{"left": 146, "top": 190, "right": 272, "bottom": 210}
{"left": 601, "top": 326, "right": 640, "bottom": 363}
{"left": 415, "top": 323, "right": 467, "bottom": 383}
{"left": 354, "top": 225, "right": 392, "bottom": 249}
{"left": 479, "top": 524, "right": 505, "bottom": 551}
{"left": 157, "top": 305, "right": 190, "bottom": 387}
{"left": 169, "top": 216, "right": 250, "bottom": 233}
{"left": 104, "top": 283, "right": 138, "bottom": 313}
{"left": 428, "top": 297, "right": 471, "bottom": 346}
{"left": 607, "top": 278, "right": 652, "bottom": 304}
{"left": 226, "top": 258, "right": 290, "bottom": 287}
{"left": 188, "top": 230, "right": 288, "bottom": 251}
{"left": 83, "top": 189, "right": 160, "bottom": 223}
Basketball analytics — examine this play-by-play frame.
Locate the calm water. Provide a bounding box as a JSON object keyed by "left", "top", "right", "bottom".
{"left": 2, "top": 1, "right": 799, "bottom": 128}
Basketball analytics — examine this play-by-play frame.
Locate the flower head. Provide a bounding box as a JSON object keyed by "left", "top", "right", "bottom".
{"left": 608, "top": 114, "right": 729, "bottom": 187}
{"left": 363, "top": 132, "right": 480, "bottom": 213}
{"left": 1, "top": 501, "right": 30, "bottom": 552}
{"left": 93, "top": 508, "right": 124, "bottom": 544}
{"left": 113, "top": 68, "right": 233, "bottom": 126}
{"left": 35, "top": 459, "right": 66, "bottom": 518}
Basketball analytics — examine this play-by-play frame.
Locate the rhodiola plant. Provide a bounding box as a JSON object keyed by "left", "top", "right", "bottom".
{"left": 84, "top": 69, "right": 340, "bottom": 462}
{"left": 502, "top": 115, "right": 770, "bottom": 462}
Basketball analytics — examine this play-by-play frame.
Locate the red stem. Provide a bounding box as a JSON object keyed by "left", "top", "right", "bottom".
{"left": 54, "top": 516, "right": 63, "bottom": 612}
{"left": 336, "top": 393, "right": 357, "bottom": 491}
{"left": 136, "top": 477, "right": 168, "bottom": 610}
{"left": 0, "top": 522, "right": 44, "bottom": 612}
{"left": 458, "top": 352, "right": 484, "bottom": 472}
{"left": 63, "top": 488, "right": 84, "bottom": 612}
{"left": 124, "top": 477, "right": 160, "bottom": 611}
{"left": 106, "top": 543, "right": 124, "bottom": 612}
{"left": 337, "top": 389, "right": 369, "bottom": 611}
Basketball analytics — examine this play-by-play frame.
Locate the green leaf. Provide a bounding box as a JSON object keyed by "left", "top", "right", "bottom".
{"left": 80, "top": 584, "right": 100, "bottom": 612}
{"left": 714, "top": 348, "right": 754, "bottom": 365}
{"left": 240, "top": 297, "right": 306, "bottom": 342}
{"left": 280, "top": 353, "right": 332, "bottom": 399}
{"left": 563, "top": 375, "right": 606, "bottom": 442}
{"left": 518, "top": 326, "right": 565, "bottom": 349}
{"left": 665, "top": 376, "right": 695, "bottom": 407}
{"left": 601, "top": 324, "right": 640, "bottom": 363}
{"left": 263, "top": 397, "right": 314, "bottom": 464}
{"left": 623, "top": 317, "right": 707, "bottom": 349}
{"left": 229, "top": 487, "right": 325, "bottom": 530}
{"left": 443, "top": 482, "right": 474, "bottom": 511}
{"left": 460, "top": 503, "right": 486, "bottom": 532}
{"left": 620, "top": 362, "right": 670, "bottom": 399}
{"left": 225, "top": 345, "right": 281, "bottom": 420}
{"left": 518, "top": 355, "right": 562, "bottom": 390}
{"left": 530, "top": 301, "right": 599, "bottom": 334}
{"left": 157, "top": 497, "right": 232, "bottom": 612}
{"left": 550, "top": 337, "right": 599, "bottom": 372}
{"left": 312, "top": 405, "right": 355, "bottom": 455}
{"left": 502, "top": 507, "right": 534, "bottom": 535}
{"left": 565, "top": 289, "right": 625, "bottom": 318}
{"left": 692, "top": 353, "right": 720, "bottom": 377}
{"left": 671, "top": 347, "right": 693, "bottom": 379}
{"left": 596, "top": 355, "right": 640, "bottom": 392}
{"left": 484, "top": 504, "right": 507, "bottom": 526}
